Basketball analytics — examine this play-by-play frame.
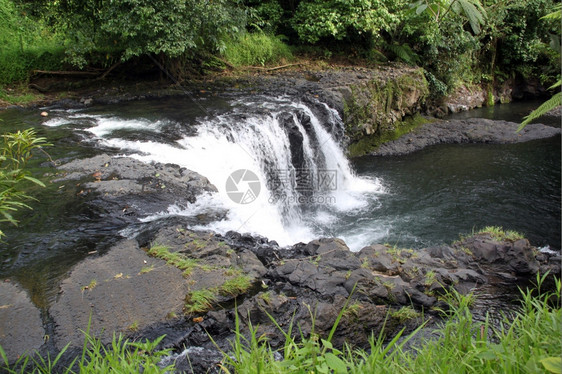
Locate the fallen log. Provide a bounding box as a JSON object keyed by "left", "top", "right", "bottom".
{"left": 32, "top": 69, "right": 100, "bottom": 76}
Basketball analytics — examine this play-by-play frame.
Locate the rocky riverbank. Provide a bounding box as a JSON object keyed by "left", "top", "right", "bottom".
{"left": 1, "top": 152, "right": 560, "bottom": 371}
{"left": 14, "top": 64, "right": 558, "bottom": 158}
{"left": 5, "top": 220, "right": 560, "bottom": 370}
{"left": 370, "top": 118, "right": 561, "bottom": 157}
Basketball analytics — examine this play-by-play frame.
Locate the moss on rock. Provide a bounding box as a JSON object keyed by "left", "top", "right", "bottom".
{"left": 348, "top": 114, "right": 430, "bottom": 157}
{"left": 344, "top": 67, "right": 429, "bottom": 156}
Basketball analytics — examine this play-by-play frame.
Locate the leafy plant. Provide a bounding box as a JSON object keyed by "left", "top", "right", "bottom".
{"left": 518, "top": 4, "right": 561, "bottom": 131}
{"left": 81, "top": 279, "right": 97, "bottom": 292}
{"left": 61, "top": 0, "right": 246, "bottom": 66}
{"left": 139, "top": 264, "right": 154, "bottom": 274}
{"left": 391, "top": 306, "right": 422, "bottom": 323}
{"left": 477, "top": 226, "right": 524, "bottom": 241}
{"left": 222, "top": 32, "right": 293, "bottom": 66}
{"left": 424, "top": 270, "right": 436, "bottom": 287}
{"left": 0, "top": 129, "right": 50, "bottom": 238}
{"left": 128, "top": 321, "right": 139, "bottom": 332}
{"left": 291, "top": 0, "right": 399, "bottom": 45}
{"left": 519, "top": 85, "right": 561, "bottom": 130}
{"left": 411, "top": 0, "right": 486, "bottom": 34}
{"left": 147, "top": 243, "right": 198, "bottom": 277}
{"left": 258, "top": 291, "right": 272, "bottom": 305}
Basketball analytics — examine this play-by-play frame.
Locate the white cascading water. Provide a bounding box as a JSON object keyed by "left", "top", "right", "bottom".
{"left": 44, "top": 96, "right": 386, "bottom": 250}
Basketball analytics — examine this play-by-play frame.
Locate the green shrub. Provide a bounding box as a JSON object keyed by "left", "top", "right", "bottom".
{"left": 0, "top": 0, "right": 65, "bottom": 84}
{"left": 0, "top": 129, "right": 50, "bottom": 238}
{"left": 290, "top": 0, "right": 399, "bottom": 45}
{"left": 222, "top": 33, "right": 293, "bottom": 66}
{"left": 0, "top": 46, "right": 66, "bottom": 84}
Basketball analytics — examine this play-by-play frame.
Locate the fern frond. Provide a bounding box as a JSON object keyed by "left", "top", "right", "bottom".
{"left": 387, "top": 43, "right": 420, "bottom": 65}
{"left": 549, "top": 80, "right": 561, "bottom": 90}
{"left": 540, "top": 4, "right": 561, "bottom": 21}
{"left": 518, "top": 91, "right": 561, "bottom": 131}
{"left": 458, "top": 0, "right": 485, "bottom": 34}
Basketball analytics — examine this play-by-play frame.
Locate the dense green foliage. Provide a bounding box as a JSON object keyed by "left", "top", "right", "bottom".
{"left": 64, "top": 0, "right": 245, "bottom": 67}
{"left": 222, "top": 33, "right": 293, "bottom": 66}
{"left": 0, "top": 129, "right": 49, "bottom": 238}
{"left": 0, "top": 0, "right": 64, "bottom": 84}
{"left": 519, "top": 4, "right": 562, "bottom": 130}
{"left": 0, "top": 0, "right": 559, "bottom": 99}
{"left": 290, "top": 0, "right": 400, "bottom": 45}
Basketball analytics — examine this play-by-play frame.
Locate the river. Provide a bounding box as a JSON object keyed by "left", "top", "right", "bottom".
{"left": 0, "top": 96, "right": 559, "bottom": 309}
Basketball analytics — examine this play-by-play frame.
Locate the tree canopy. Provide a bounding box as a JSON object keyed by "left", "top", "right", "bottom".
{"left": 1, "top": 0, "right": 559, "bottom": 97}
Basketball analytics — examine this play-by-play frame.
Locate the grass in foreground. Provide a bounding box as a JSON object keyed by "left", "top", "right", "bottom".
{"left": 220, "top": 273, "right": 561, "bottom": 374}
{"left": 0, "top": 330, "right": 173, "bottom": 373}
{"left": 1, "top": 275, "right": 560, "bottom": 373}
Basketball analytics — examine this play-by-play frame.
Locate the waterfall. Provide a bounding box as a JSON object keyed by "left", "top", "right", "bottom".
{"left": 48, "top": 96, "right": 385, "bottom": 248}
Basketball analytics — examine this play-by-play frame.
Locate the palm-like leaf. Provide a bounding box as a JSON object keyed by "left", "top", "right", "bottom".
{"left": 518, "top": 90, "right": 561, "bottom": 131}
{"left": 457, "top": 0, "right": 485, "bottom": 34}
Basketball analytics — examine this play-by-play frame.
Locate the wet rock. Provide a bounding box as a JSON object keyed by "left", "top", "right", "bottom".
{"left": 151, "top": 225, "right": 267, "bottom": 279}
{"left": 443, "top": 85, "right": 487, "bottom": 113}
{"left": 50, "top": 240, "right": 190, "bottom": 350}
{"left": 39, "top": 227, "right": 558, "bottom": 373}
{"left": 279, "top": 111, "right": 307, "bottom": 171}
{"left": 460, "top": 235, "right": 540, "bottom": 275}
{"left": 165, "top": 346, "right": 223, "bottom": 374}
{"left": 340, "top": 67, "right": 429, "bottom": 142}
{"left": 0, "top": 282, "right": 45, "bottom": 362}
{"left": 372, "top": 119, "right": 561, "bottom": 156}
{"left": 358, "top": 245, "right": 401, "bottom": 274}
{"left": 54, "top": 154, "right": 220, "bottom": 228}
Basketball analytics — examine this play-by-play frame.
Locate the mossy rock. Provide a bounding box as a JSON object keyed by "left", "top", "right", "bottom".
{"left": 347, "top": 114, "right": 430, "bottom": 157}
{"left": 343, "top": 67, "right": 429, "bottom": 153}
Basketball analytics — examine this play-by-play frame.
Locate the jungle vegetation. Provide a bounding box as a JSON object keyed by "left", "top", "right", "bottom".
{"left": 0, "top": 0, "right": 559, "bottom": 101}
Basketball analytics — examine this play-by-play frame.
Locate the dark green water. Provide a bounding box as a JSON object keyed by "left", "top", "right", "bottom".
{"left": 347, "top": 137, "right": 561, "bottom": 250}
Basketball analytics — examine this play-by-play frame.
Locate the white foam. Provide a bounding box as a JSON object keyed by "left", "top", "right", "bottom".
{"left": 538, "top": 245, "right": 558, "bottom": 255}
{"left": 85, "top": 97, "right": 385, "bottom": 248}
{"left": 42, "top": 117, "right": 73, "bottom": 127}
{"left": 86, "top": 117, "right": 166, "bottom": 137}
